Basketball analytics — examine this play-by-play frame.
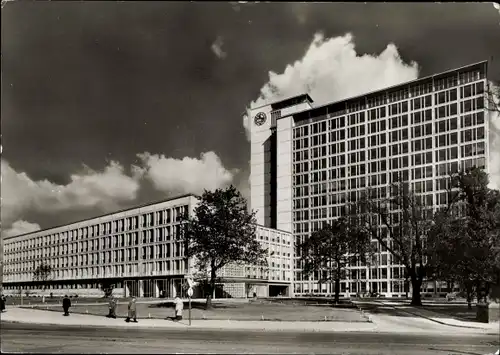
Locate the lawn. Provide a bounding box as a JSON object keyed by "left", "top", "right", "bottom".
{"left": 421, "top": 304, "right": 499, "bottom": 323}
{"left": 30, "top": 300, "right": 369, "bottom": 322}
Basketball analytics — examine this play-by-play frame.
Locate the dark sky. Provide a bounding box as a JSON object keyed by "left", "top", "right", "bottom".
{"left": 2, "top": 2, "right": 500, "bottom": 231}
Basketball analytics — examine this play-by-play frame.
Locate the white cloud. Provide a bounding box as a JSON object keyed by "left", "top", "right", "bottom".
{"left": 133, "top": 151, "right": 236, "bottom": 195}
{"left": 1, "top": 159, "right": 141, "bottom": 227}
{"left": 242, "top": 32, "right": 419, "bottom": 138}
{"left": 2, "top": 220, "right": 41, "bottom": 238}
{"left": 1, "top": 151, "right": 237, "bottom": 229}
{"left": 211, "top": 36, "right": 227, "bottom": 59}
{"left": 493, "top": 2, "right": 500, "bottom": 19}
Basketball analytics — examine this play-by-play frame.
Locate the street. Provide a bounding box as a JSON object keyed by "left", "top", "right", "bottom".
{"left": 1, "top": 322, "right": 498, "bottom": 354}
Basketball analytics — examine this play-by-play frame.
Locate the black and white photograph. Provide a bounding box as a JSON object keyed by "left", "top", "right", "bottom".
{"left": 1, "top": 1, "right": 500, "bottom": 354}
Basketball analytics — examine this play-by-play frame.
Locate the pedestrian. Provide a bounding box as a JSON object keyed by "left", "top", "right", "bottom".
{"left": 0, "top": 294, "right": 6, "bottom": 313}
{"left": 107, "top": 297, "right": 117, "bottom": 318}
{"left": 125, "top": 297, "right": 138, "bottom": 323}
{"left": 174, "top": 296, "right": 183, "bottom": 321}
{"left": 62, "top": 295, "right": 71, "bottom": 316}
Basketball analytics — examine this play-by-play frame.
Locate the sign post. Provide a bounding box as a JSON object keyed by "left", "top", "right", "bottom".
{"left": 187, "top": 287, "right": 193, "bottom": 326}
{"left": 185, "top": 276, "right": 196, "bottom": 326}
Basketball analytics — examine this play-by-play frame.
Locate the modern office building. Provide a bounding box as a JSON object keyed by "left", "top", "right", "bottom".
{"left": 1, "top": 194, "right": 293, "bottom": 298}
{"left": 250, "top": 61, "right": 490, "bottom": 297}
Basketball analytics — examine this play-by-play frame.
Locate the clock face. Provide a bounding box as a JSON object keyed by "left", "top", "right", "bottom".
{"left": 254, "top": 112, "right": 267, "bottom": 126}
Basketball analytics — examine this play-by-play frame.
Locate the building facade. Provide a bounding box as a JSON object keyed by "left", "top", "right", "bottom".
{"left": 1, "top": 194, "right": 293, "bottom": 298}
{"left": 250, "top": 61, "right": 490, "bottom": 297}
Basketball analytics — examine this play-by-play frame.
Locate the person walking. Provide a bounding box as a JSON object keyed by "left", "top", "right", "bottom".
{"left": 62, "top": 295, "right": 71, "bottom": 316}
{"left": 0, "top": 294, "right": 6, "bottom": 313}
{"left": 125, "top": 297, "right": 138, "bottom": 323}
{"left": 174, "top": 296, "right": 184, "bottom": 321}
{"left": 107, "top": 297, "right": 117, "bottom": 318}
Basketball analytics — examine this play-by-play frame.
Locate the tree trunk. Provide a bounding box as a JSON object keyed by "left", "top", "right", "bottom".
{"left": 410, "top": 275, "right": 422, "bottom": 306}
{"left": 447, "top": 279, "right": 454, "bottom": 293}
{"left": 334, "top": 278, "right": 340, "bottom": 304}
{"left": 206, "top": 269, "right": 217, "bottom": 310}
{"left": 465, "top": 280, "right": 474, "bottom": 310}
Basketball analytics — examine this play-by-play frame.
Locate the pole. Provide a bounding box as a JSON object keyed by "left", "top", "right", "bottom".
{"left": 189, "top": 295, "right": 192, "bottom": 326}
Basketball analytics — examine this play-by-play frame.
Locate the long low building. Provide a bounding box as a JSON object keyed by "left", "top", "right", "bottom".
{"left": 1, "top": 194, "right": 293, "bottom": 299}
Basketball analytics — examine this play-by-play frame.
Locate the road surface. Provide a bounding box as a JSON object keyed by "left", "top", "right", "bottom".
{"left": 1, "top": 322, "right": 498, "bottom": 354}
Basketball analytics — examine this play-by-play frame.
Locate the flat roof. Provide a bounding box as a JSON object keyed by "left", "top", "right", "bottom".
{"left": 3, "top": 193, "right": 197, "bottom": 241}
{"left": 251, "top": 93, "right": 314, "bottom": 111}
{"left": 273, "top": 60, "right": 488, "bottom": 121}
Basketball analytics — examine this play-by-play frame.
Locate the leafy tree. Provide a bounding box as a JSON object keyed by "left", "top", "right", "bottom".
{"left": 33, "top": 262, "right": 53, "bottom": 302}
{"left": 182, "top": 185, "right": 267, "bottom": 309}
{"left": 427, "top": 168, "right": 500, "bottom": 308}
{"left": 349, "top": 182, "right": 434, "bottom": 306}
{"left": 298, "top": 218, "right": 373, "bottom": 303}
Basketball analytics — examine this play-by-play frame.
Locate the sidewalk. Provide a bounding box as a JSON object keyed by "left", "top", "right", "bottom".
{"left": 379, "top": 301, "right": 500, "bottom": 332}
{"left": 1, "top": 307, "right": 495, "bottom": 335}
{"left": 0, "top": 307, "right": 378, "bottom": 333}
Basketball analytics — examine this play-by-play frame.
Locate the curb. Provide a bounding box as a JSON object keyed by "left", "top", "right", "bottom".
{"left": 0, "top": 319, "right": 377, "bottom": 334}
{"left": 376, "top": 301, "right": 493, "bottom": 330}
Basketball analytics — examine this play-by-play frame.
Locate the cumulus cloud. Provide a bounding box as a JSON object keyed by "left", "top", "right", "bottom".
{"left": 211, "top": 36, "right": 227, "bottom": 59}
{"left": 1, "top": 151, "right": 237, "bottom": 229}
{"left": 242, "top": 32, "right": 419, "bottom": 138}
{"left": 133, "top": 151, "right": 236, "bottom": 195}
{"left": 2, "top": 220, "right": 41, "bottom": 238}
{"left": 493, "top": 2, "right": 500, "bottom": 21}
{"left": 1, "top": 159, "right": 140, "bottom": 227}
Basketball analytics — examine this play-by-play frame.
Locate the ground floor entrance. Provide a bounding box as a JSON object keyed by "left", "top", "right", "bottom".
{"left": 124, "top": 278, "right": 189, "bottom": 298}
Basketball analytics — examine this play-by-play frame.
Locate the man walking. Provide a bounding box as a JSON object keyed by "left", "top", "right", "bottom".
{"left": 0, "top": 294, "right": 6, "bottom": 313}
{"left": 107, "top": 297, "right": 117, "bottom": 318}
{"left": 125, "top": 297, "right": 138, "bottom": 323}
{"left": 62, "top": 295, "right": 71, "bottom": 316}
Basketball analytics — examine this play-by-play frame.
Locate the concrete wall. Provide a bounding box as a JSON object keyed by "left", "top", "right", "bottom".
{"left": 250, "top": 105, "right": 274, "bottom": 227}
{"left": 276, "top": 116, "right": 293, "bottom": 233}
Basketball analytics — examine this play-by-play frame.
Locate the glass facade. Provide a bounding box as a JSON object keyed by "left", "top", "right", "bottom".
{"left": 289, "top": 63, "right": 488, "bottom": 296}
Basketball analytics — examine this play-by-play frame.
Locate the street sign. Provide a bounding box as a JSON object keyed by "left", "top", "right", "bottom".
{"left": 187, "top": 287, "right": 193, "bottom": 297}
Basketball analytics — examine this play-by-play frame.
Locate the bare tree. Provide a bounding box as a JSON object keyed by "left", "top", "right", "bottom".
{"left": 298, "top": 218, "right": 373, "bottom": 303}
{"left": 349, "top": 182, "right": 434, "bottom": 306}
{"left": 486, "top": 80, "right": 500, "bottom": 115}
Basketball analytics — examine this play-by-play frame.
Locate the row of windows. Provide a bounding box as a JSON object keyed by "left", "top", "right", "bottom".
{"left": 293, "top": 76, "right": 484, "bottom": 136}
{"left": 6, "top": 261, "right": 189, "bottom": 281}
{"left": 5, "top": 226, "right": 185, "bottom": 263}
{"left": 294, "top": 140, "right": 485, "bottom": 185}
{"left": 293, "top": 109, "right": 484, "bottom": 155}
{"left": 293, "top": 176, "right": 468, "bottom": 213}
{"left": 461, "top": 127, "right": 485, "bottom": 143}
{"left": 295, "top": 124, "right": 484, "bottom": 161}
{"left": 462, "top": 111, "right": 485, "bottom": 128}
{"left": 5, "top": 205, "right": 189, "bottom": 253}
{"left": 6, "top": 243, "right": 186, "bottom": 272}
{"left": 294, "top": 94, "right": 484, "bottom": 147}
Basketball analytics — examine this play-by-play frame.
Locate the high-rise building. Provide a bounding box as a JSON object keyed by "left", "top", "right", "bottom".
{"left": 249, "top": 61, "right": 490, "bottom": 297}
{"left": 1, "top": 194, "right": 293, "bottom": 298}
